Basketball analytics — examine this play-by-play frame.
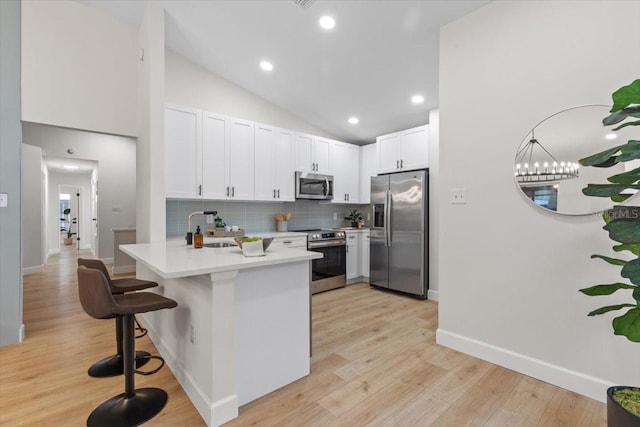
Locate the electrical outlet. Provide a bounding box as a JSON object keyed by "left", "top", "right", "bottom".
{"left": 451, "top": 188, "right": 467, "bottom": 204}
{"left": 367, "top": 212, "right": 370, "bottom": 220}
{"left": 333, "top": 212, "right": 337, "bottom": 220}
{"left": 190, "top": 324, "right": 196, "bottom": 344}
{"left": 206, "top": 214, "right": 214, "bottom": 224}
{"left": 0, "top": 193, "right": 7, "bottom": 208}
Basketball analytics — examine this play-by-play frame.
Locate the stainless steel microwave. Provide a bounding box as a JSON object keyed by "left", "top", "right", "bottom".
{"left": 295, "top": 171, "right": 334, "bottom": 200}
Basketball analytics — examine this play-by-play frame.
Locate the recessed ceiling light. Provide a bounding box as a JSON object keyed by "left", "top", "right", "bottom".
{"left": 63, "top": 165, "right": 79, "bottom": 170}
{"left": 260, "top": 61, "right": 274, "bottom": 72}
{"left": 319, "top": 16, "right": 335, "bottom": 30}
{"left": 605, "top": 133, "right": 617, "bottom": 140}
{"left": 411, "top": 95, "right": 424, "bottom": 104}
{"left": 348, "top": 117, "right": 359, "bottom": 124}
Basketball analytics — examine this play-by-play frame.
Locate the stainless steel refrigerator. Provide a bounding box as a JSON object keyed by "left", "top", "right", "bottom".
{"left": 370, "top": 170, "right": 428, "bottom": 298}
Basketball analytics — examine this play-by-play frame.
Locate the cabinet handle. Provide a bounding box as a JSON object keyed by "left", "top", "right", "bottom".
{"left": 226, "top": 186, "right": 230, "bottom": 197}
{"left": 198, "top": 184, "right": 202, "bottom": 196}
{"left": 400, "top": 159, "right": 403, "bottom": 168}
{"left": 232, "top": 186, "right": 235, "bottom": 197}
{"left": 283, "top": 240, "right": 292, "bottom": 244}
{"left": 396, "top": 160, "right": 400, "bottom": 169}
{"left": 347, "top": 193, "right": 350, "bottom": 201}
{"left": 273, "top": 189, "right": 276, "bottom": 198}
{"left": 277, "top": 189, "right": 280, "bottom": 198}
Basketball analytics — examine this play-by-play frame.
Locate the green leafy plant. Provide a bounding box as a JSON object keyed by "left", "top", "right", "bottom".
{"left": 61, "top": 208, "right": 77, "bottom": 239}
{"left": 578, "top": 79, "right": 640, "bottom": 343}
{"left": 344, "top": 209, "right": 362, "bottom": 225}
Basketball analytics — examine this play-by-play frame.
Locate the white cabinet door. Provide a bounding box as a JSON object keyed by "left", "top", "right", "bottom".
{"left": 377, "top": 132, "right": 402, "bottom": 174}
{"left": 359, "top": 144, "right": 377, "bottom": 204}
{"left": 344, "top": 143, "right": 360, "bottom": 203}
{"left": 359, "top": 230, "right": 370, "bottom": 279}
{"left": 331, "top": 141, "right": 349, "bottom": 203}
{"left": 202, "top": 111, "right": 228, "bottom": 199}
{"left": 254, "top": 123, "right": 278, "bottom": 201}
{"left": 276, "top": 129, "right": 295, "bottom": 201}
{"left": 165, "top": 105, "right": 201, "bottom": 198}
{"left": 294, "top": 133, "right": 314, "bottom": 173}
{"left": 228, "top": 118, "right": 254, "bottom": 200}
{"left": 314, "top": 137, "right": 332, "bottom": 174}
{"left": 401, "top": 125, "right": 429, "bottom": 171}
{"left": 346, "top": 231, "right": 359, "bottom": 281}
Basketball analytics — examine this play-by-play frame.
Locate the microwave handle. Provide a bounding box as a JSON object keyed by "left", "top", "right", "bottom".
{"left": 324, "top": 177, "right": 329, "bottom": 196}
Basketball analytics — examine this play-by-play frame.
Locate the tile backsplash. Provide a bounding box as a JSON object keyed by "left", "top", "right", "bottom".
{"left": 167, "top": 199, "right": 370, "bottom": 237}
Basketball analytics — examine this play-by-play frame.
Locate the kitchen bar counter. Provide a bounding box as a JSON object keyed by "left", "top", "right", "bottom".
{"left": 120, "top": 238, "right": 321, "bottom": 426}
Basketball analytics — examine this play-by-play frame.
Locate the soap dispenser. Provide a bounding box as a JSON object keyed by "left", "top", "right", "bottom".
{"left": 194, "top": 225, "right": 203, "bottom": 249}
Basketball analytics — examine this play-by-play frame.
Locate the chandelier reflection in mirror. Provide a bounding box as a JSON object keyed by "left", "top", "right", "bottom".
{"left": 514, "top": 129, "right": 579, "bottom": 183}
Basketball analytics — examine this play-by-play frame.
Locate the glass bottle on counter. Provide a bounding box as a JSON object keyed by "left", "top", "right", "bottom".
{"left": 194, "top": 225, "right": 203, "bottom": 249}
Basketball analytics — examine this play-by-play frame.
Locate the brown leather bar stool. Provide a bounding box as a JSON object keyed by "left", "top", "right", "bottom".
{"left": 78, "top": 266, "right": 177, "bottom": 427}
{"left": 78, "top": 258, "right": 157, "bottom": 378}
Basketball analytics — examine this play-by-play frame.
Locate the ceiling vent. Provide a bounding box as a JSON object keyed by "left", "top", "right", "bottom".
{"left": 293, "top": 0, "right": 315, "bottom": 9}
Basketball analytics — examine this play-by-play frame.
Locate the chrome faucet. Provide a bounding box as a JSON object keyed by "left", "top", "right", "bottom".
{"left": 186, "top": 210, "right": 217, "bottom": 245}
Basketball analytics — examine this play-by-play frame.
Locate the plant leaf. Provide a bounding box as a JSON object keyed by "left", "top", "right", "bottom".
{"left": 607, "top": 167, "right": 640, "bottom": 185}
{"left": 604, "top": 220, "right": 640, "bottom": 245}
{"left": 616, "top": 140, "right": 640, "bottom": 162}
{"left": 621, "top": 258, "right": 640, "bottom": 285}
{"left": 588, "top": 304, "right": 636, "bottom": 316}
{"left": 583, "top": 184, "right": 640, "bottom": 197}
{"left": 610, "top": 79, "right": 640, "bottom": 112}
{"left": 579, "top": 283, "right": 636, "bottom": 296}
{"left": 611, "top": 194, "right": 633, "bottom": 202}
{"left": 590, "top": 254, "right": 628, "bottom": 266}
{"left": 603, "top": 106, "right": 640, "bottom": 125}
{"left": 579, "top": 145, "right": 623, "bottom": 167}
{"left": 613, "top": 243, "right": 640, "bottom": 255}
{"left": 612, "top": 307, "right": 640, "bottom": 342}
{"left": 612, "top": 119, "right": 640, "bottom": 131}
{"left": 634, "top": 287, "right": 640, "bottom": 304}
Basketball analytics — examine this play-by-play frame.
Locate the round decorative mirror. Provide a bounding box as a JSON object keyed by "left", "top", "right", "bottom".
{"left": 514, "top": 105, "right": 638, "bottom": 215}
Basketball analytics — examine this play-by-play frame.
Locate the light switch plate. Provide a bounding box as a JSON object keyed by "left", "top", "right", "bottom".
{"left": 451, "top": 188, "right": 467, "bottom": 204}
{"left": 206, "top": 214, "right": 214, "bottom": 224}
{"left": 0, "top": 193, "right": 7, "bottom": 208}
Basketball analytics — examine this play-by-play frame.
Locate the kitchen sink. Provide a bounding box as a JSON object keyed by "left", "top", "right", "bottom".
{"left": 203, "top": 242, "right": 237, "bottom": 248}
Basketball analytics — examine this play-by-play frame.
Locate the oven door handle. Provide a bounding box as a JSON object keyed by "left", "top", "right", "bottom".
{"left": 308, "top": 240, "right": 346, "bottom": 249}
{"left": 323, "top": 177, "right": 329, "bottom": 196}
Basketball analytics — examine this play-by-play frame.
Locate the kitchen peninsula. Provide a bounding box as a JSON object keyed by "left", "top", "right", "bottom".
{"left": 120, "top": 236, "right": 322, "bottom": 426}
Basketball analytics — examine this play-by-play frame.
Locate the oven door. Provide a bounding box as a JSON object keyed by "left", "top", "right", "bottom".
{"left": 308, "top": 240, "right": 346, "bottom": 294}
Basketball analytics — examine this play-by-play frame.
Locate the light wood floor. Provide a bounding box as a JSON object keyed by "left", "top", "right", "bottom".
{"left": 0, "top": 245, "right": 605, "bottom": 426}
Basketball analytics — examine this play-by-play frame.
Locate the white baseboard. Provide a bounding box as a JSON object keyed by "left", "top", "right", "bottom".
{"left": 112, "top": 265, "right": 135, "bottom": 275}
{"left": 19, "top": 324, "right": 25, "bottom": 342}
{"left": 23, "top": 265, "right": 44, "bottom": 275}
{"left": 436, "top": 329, "right": 612, "bottom": 402}
{"left": 427, "top": 289, "right": 439, "bottom": 301}
{"left": 47, "top": 249, "right": 60, "bottom": 257}
{"left": 100, "top": 257, "right": 113, "bottom": 266}
{"left": 140, "top": 314, "right": 237, "bottom": 426}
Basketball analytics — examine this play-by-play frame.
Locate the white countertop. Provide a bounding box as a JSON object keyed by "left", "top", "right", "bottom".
{"left": 120, "top": 237, "right": 321, "bottom": 279}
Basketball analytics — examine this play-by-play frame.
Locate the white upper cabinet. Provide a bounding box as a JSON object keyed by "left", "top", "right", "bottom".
{"left": 227, "top": 118, "right": 254, "bottom": 200}
{"left": 295, "top": 133, "right": 332, "bottom": 174}
{"left": 359, "top": 143, "right": 377, "bottom": 204}
{"left": 202, "top": 111, "right": 227, "bottom": 199}
{"left": 255, "top": 124, "right": 295, "bottom": 201}
{"left": 165, "top": 105, "right": 202, "bottom": 199}
{"left": 331, "top": 141, "right": 360, "bottom": 204}
{"left": 377, "top": 124, "right": 429, "bottom": 174}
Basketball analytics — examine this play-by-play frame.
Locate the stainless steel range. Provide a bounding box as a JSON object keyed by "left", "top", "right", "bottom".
{"left": 297, "top": 229, "right": 346, "bottom": 294}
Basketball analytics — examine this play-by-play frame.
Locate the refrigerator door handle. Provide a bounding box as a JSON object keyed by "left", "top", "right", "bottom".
{"left": 385, "top": 190, "right": 392, "bottom": 247}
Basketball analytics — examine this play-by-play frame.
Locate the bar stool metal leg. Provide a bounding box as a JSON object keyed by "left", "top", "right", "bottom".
{"left": 87, "top": 315, "right": 168, "bottom": 427}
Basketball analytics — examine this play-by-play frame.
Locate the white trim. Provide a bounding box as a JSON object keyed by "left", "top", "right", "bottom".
{"left": 427, "top": 289, "right": 439, "bottom": 301}
{"left": 47, "top": 248, "right": 60, "bottom": 257}
{"left": 436, "top": 329, "right": 612, "bottom": 402}
{"left": 112, "top": 265, "right": 136, "bottom": 275}
{"left": 100, "top": 257, "right": 113, "bottom": 265}
{"left": 140, "top": 313, "right": 238, "bottom": 426}
{"left": 19, "top": 324, "right": 25, "bottom": 342}
{"left": 22, "top": 265, "right": 44, "bottom": 275}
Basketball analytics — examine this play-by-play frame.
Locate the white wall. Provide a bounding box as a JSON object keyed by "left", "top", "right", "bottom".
{"left": 428, "top": 109, "right": 439, "bottom": 299}
{"left": 136, "top": 1, "right": 166, "bottom": 244}
{"left": 22, "top": 124, "right": 137, "bottom": 261}
{"left": 0, "top": 0, "right": 23, "bottom": 346}
{"left": 21, "top": 144, "right": 43, "bottom": 274}
{"left": 21, "top": 0, "right": 138, "bottom": 137}
{"left": 437, "top": 0, "right": 640, "bottom": 401}
{"left": 165, "top": 50, "right": 339, "bottom": 141}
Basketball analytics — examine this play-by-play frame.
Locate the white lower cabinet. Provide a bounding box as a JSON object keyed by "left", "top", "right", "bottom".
{"left": 359, "top": 230, "right": 370, "bottom": 280}
{"left": 269, "top": 235, "right": 306, "bottom": 250}
{"left": 346, "top": 231, "right": 359, "bottom": 283}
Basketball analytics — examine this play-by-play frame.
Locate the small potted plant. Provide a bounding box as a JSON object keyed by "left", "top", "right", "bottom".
{"left": 344, "top": 209, "right": 362, "bottom": 227}
{"left": 578, "top": 79, "right": 640, "bottom": 426}
{"left": 61, "top": 208, "right": 76, "bottom": 245}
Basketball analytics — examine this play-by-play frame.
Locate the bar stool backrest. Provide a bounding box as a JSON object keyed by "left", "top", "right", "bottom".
{"left": 77, "top": 266, "right": 117, "bottom": 320}
{"left": 78, "top": 258, "right": 116, "bottom": 291}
